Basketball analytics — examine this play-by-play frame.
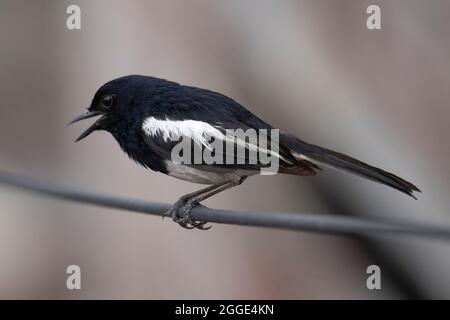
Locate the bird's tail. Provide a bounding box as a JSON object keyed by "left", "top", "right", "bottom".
{"left": 280, "top": 134, "right": 421, "bottom": 198}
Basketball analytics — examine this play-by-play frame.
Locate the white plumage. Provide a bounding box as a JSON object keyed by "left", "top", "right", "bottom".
{"left": 141, "top": 116, "right": 286, "bottom": 162}
{"left": 142, "top": 117, "right": 223, "bottom": 150}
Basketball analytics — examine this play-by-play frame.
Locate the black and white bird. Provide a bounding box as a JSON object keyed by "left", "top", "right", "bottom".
{"left": 69, "top": 75, "right": 420, "bottom": 229}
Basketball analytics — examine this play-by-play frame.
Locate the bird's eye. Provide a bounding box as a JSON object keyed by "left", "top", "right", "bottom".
{"left": 101, "top": 95, "right": 114, "bottom": 108}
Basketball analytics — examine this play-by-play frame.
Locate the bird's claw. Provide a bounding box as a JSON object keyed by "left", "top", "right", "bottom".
{"left": 163, "top": 198, "right": 211, "bottom": 230}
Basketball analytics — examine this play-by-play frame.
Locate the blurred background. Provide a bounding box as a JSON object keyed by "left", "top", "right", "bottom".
{"left": 0, "top": 0, "right": 449, "bottom": 299}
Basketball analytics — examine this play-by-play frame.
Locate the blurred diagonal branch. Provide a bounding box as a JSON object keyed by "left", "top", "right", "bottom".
{"left": 0, "top": 170, "right": 449, "bottom": 241}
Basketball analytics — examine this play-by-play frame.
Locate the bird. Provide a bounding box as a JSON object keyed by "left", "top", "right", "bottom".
{"left": 69, "top": 75, "right": 420, "bottom": 229}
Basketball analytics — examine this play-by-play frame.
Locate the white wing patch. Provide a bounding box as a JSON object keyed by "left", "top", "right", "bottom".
{"left": 142, "top": 116, "right": 288, "bottom": 162}
{"left": 142, "top": 117, "right": 224, "bottom": 150}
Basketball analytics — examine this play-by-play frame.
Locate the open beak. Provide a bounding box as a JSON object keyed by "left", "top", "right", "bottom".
{"left": 68, "top": 109, "right": 103, "bottom": 142}
{"left": 68, "top": 109, "right": 101, "bottom": 125}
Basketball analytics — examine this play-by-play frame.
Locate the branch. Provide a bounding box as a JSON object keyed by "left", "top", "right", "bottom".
{"left": 0, "top": 170, "right": 449, "bottom": 241}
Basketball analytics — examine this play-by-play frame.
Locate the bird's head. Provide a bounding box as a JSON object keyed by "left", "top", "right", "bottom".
{"left": 69, "top": 75, "right": 168, "bottom": 142}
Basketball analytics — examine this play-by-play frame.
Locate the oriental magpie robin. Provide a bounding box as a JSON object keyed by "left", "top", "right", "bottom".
{"left": 69, "top": 75, "right": 420, "bottom": 229}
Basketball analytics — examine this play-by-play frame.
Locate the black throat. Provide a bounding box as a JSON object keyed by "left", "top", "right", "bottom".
{"left": 107, "top": 119, "right": 167, "bottom": 173}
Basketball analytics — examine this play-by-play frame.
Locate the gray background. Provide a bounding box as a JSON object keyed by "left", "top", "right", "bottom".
{"left": 0, "top": 0, "right": 449, "bottom": 299}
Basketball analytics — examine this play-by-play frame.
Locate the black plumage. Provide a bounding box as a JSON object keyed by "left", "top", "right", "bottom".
{"left": 70, "top": 75, "right": 420, "bottom": 229}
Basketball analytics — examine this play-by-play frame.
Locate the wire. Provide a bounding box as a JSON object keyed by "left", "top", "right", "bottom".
{"left": 0, "top": 170, "right": 449, "bottom": 240}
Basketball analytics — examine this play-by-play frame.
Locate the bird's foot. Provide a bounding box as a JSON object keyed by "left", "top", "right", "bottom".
{"left": 163, "top": 198, "right": 211, "bottom": 230}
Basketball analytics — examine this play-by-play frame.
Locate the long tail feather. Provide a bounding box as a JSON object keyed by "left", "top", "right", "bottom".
{"left": 281, "top": 134, "right": 421, "bottom": 199}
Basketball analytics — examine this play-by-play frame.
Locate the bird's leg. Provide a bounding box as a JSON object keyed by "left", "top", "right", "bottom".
{"left": 167, "top": 176, "right": 247, "bottom": 230}
{"left": 163, "top": 182, "right": 228, "bottom": 225}
{"left": 175, "top": 182, "right": 236, "bottom": 230}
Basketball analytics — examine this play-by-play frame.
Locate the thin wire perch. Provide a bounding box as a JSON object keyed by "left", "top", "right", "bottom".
{"left": 0, "top": 170, "right": 449, "bottom": 241}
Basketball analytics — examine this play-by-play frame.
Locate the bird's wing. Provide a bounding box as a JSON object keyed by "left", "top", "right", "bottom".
{"left": 141, "top": 86, "right": 318, "bottom": 174}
